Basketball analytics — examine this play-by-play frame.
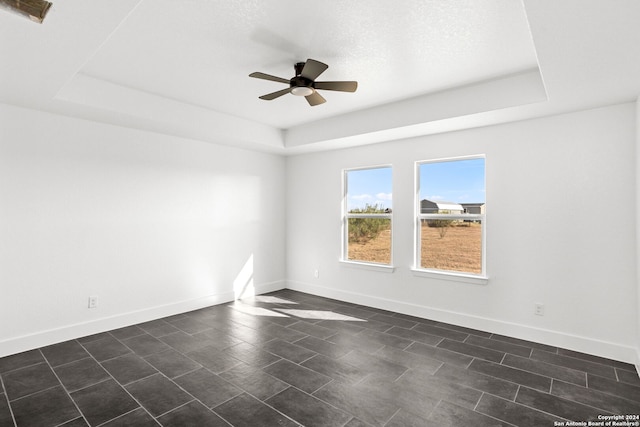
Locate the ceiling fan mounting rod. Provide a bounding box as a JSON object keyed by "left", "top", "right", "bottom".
{"left": 294, "top": 62, "right": 306, "bottom": 76}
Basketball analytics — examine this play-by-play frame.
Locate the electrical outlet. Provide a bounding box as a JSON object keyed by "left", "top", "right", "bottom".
{"left": 88, "top": 296, "right": 98, "bottom": 309}
{"left": 534, "top": 303, "right": 544, "bottom": 316}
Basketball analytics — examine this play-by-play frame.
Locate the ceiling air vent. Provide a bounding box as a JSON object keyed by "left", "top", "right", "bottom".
{"left": 0, "top": 0, "right": 52, "bottom": 23}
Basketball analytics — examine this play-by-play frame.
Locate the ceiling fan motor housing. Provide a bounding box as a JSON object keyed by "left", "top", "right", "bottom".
{"left": 290, "top": 62, "right": 315, "bottom": 96}
{"left": 290, "top": 75, "right": 314, "bottom": 90}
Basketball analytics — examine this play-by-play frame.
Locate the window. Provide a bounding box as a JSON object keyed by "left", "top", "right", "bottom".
{"left": 416, "top": 156, "right": 485, "bottom": 277}
{"left": 343, "top": 166, "right": 392, "bottom": 265}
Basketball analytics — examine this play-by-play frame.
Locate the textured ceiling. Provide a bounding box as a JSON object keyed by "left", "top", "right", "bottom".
{"left": 78, "top": 0, "right": 538, "bottom": 128}
{"left": 2, "top": 1, "right": 640, "bottom": 153}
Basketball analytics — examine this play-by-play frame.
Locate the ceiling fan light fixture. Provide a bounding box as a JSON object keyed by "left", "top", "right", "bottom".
{"left": 291, "top": 86, "right": 314, "bottom": 97}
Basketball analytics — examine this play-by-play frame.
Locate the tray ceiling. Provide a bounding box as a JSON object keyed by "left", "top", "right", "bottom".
{"left": 76, "top": 0, "right": 539, "bottom": 129}
{"left": 2, "top": 0, "right": 640, "bottom": 153}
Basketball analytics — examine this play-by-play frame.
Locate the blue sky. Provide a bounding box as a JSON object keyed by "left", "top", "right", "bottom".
{"left": 346, "top": 158, "right": 485, "bottom": 211}
{"left": 419, "top": 158, "right": 485, "bottom": 204}
{"left": 346, "top": 167, "right": 393, "bottom": 211}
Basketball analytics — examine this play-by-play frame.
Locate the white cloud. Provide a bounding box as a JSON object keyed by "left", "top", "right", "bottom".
{"left": 350, "top": 193, "right": 392, "bottom": 210}
{"left": 375, "top": 192, "right": 392, "bottom": 201}
{"left": 351, "top": 194, "right": 373, "bottom": 201}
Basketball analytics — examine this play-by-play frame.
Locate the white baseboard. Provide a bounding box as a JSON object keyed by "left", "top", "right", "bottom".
{"left": 255, "top": 280, "right": 287, "bottom": 295}
{"left": 0, "top": 280, "right": 286, "bottom": 358}
{"left": 287, "top": 280, "right": 638, "bottom": 366}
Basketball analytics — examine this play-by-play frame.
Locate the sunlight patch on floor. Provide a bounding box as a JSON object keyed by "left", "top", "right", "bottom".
{"left": 228, "top": 303, "right": 289, "bottom": 317}
{"left": 251, "top": 296, "right": 298, "bottom": 304}
{"left": 274, "top": 309, "right": 366, "bottom": 322}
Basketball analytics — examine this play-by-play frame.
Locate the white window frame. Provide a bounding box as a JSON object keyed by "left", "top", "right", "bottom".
{"left": 341, "top": 165, "right": 393, "bottom": 269}
{"left": 413, "top": 155, "right": 487, "bottom": 283}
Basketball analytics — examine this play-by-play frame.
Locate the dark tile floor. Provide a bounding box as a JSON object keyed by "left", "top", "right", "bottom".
{"left": 1, "top": 289, "right": 639, "bottom": 426}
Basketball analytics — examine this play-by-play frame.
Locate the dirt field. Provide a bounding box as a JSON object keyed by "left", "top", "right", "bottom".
{"left": 348, "top": 223, "right": 482, "bottom": 273}
{"left": 347, "top": 228, "right": 392, "bottom": 264}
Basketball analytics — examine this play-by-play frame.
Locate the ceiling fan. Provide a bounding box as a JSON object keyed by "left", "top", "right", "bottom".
{"left": 249, "top": 58, "right": 358, "bottom": 106}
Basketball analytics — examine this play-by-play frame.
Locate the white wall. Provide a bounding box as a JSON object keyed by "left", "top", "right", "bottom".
{"left": 637, "top": 96, "right": 640, "bottom": 368}
{"left": 286, "top": 103, "right": 638, "bottom": 363}
{"left": 0, "top": 103, "right": 286, "bottom": 357}
{"left": 1, "top": 101, "right": 636, "bottom": 364}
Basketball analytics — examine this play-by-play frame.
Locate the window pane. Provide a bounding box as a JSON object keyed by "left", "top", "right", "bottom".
{"left": 348, "top": 217, "right": 391, "bottom": 264}
{"left": 345, "top": 166, "right": 392, "bottom": 265}
{"left": 346, "top": 168, "right": 392, "bottom": 212}
{"left": 419, "top": 158, "right": 485, "bottom": 208}
{"left": 418, "top": 157, "right": 485, "bottom": 275}
{"left": 421, "top": 219, "right": 482, "bottom": 274}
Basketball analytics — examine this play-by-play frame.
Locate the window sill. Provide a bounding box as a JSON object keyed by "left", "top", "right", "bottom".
{"left": 411, "top": 268, "right": 488, "bottom": 285}
{"left": 339, "top": 260, "right": 395, "bottom": 273}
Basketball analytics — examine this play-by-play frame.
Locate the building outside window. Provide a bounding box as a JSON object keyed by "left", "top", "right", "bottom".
{"left": 416, "top": 156, "right": 486, "bottom": 276}
{"left": 343, "top": 166, "right": 392, "bottom": 265}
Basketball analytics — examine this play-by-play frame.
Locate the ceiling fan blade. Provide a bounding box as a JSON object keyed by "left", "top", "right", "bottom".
{"left": 305, "top": 91, "right": 326, "bottom": 106}
{"left": 249, "top": 72, "right": 289, "bottom": 84}
{"left": 300, "top": 59, "right": 329, "bottom": 80}
{"left": 259, "top": 87, "right": 292, "bottom": 100}
{"left": 314, "top": 81, "right": 358, "bottom": 92}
